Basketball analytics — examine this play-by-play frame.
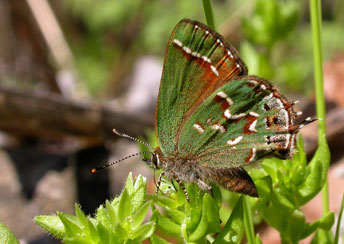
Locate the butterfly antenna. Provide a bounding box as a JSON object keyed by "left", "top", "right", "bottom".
{"left": 297, "top": 116, "right": 317, "bottom": 129}
{"left": 91, "top": 151, "right": 151, "bottom": 173}
{"left": 113, "top": 129, "right": 154, "bottom": 151}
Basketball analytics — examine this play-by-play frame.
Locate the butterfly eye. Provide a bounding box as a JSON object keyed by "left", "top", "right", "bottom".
{"left": 151, "top": 153, "right": 161, "bottom": 169}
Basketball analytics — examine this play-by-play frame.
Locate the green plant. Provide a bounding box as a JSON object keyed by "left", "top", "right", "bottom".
{"left": 35, "top": 173, "right": 245, "bottom": 243}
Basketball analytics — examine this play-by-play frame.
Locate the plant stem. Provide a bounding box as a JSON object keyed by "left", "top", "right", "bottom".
{"left": 309, "top": 0, "right": 329, "bottom": 215}
{"left": 202, "top": 0, "right": 216, "bottom": 30}
{"left": 243, "top": 196, "right": 255, "bottom": 244}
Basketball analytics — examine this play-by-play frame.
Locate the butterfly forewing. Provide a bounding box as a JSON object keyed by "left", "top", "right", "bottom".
{"left": 156, "top": 19, "right": 247, "bottom": 157}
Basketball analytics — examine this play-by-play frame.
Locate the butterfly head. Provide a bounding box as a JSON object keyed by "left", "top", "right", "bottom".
{"left": 111, "top": 129, "right": 163, "bottom": 170}
{"left": 142, "top": 151, "right": 161, "bottom": 169}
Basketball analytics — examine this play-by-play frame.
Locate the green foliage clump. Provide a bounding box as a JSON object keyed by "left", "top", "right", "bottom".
{"left": 249, "top": 137, "right": 333, "bottom": 243}
{"left": 34, "top": 137, "right": 342, "bottom": 244}
{"left": 35, "top": 174, "right": 154, "bottom": 244}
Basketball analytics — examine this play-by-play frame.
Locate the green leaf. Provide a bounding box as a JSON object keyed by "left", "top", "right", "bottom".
{"left": 156, "top": 212, "right": 181, "bottom": 235}
{"left": 34, "top": 215, "right": 65, "bottom": 239}
{"left": 243, "top": 196, "right": 255, "bottom": 244}
{"left": 132, "top": 201, "right": 151, "bottom": 230}
{"left": 204, "top": 193, "right": 220, "bottom": 233}
{"left": 74, "top": 204, "right": 98, "bottom": 241}
{"left": 86, "top": 218, "right": 98, "bottom": 242}
{"left": 131, "top": 221, "right": 156, "bottom": 242}
{"left": 290, "top": 136, "right": 307, "bottom": 186}
{"left": 317, "top": 212, "right": 335, "bottom": 230}
{"left": 96, "top": 222, "right": 111, "bottom": 244}
{"left": 125, "top": 172, "right": 135, "bottom": 195}
{"left": 164, "top": 207, "right": 185, "bottom": 225}
{"left": 185, "top": 208, "right": 202, "bottom": 235}
{"left": 211, "top": 184, "right": 222, "bottom": 209}
{"left": 0, "top": 221, "right": 20, "bottom": 244}
{"left": 311, "top": 229, "right": 334, "bottom": 244}
{"left": 58, "top": 212, "right": 82, "bottom": 237}
{"left": 131, "top": 174, "right": 146, "bottom": 211}
{"left": 284, "top": 209, "right": 306, "bottom": 243}
{"left": 150, "top": 234, "right": 173, "bottom": 244}
{"left": 297, "top": 141, "right": 330, "bottom": 205}
{"left": 114, "top": 223, "right": 128, "bottom": 240}
{"left": 105, "top": 200, "right": 117, "bottom": 226}
{"left": 118, "top": 189, "right": 131, "bottom": 223}
{"left": 214, "top": 197, "right": 244, "bottom": 244}
{"left": 75, "top": 204, "right": 88, "bottom": 228}
{"left": 96, "top": 205, "right": 112, "bottom": 231}
{"left": 188, "top": 194, "right": 210, "bottom": 241}
{"left": 302, "top": 212, "right": 335, "bottom": 239}
{"left": 153, "top": 194, "right": 179, "bottom": 209}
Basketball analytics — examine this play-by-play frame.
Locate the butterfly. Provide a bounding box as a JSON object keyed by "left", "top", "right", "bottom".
{"left": 97, "top": 19, "right": 314, "bottom": 199}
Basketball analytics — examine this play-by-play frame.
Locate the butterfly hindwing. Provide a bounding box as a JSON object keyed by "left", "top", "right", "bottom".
{"left": 156, "top": 19, "right": 247, "bottom": 157}
{"left": 178, "top": 76, "right": 297, "bottom": 167}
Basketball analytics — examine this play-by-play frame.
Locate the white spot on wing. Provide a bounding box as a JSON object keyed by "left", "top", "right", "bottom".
{"left": 249, "top": 120, "right": 258, "bottom": 132}
{"left": 211, "top": 124, "right": 226, "bottom": 133}
{"left": 227, "top": 50, "right": 234, "bottom": 58}
{"left": 192, "top": 51, "right": 201, "bottom": 58}
{"left": 202, "top": 56, "right": 211, "bottom": 63}
{"left": 210, "top": 65, "right": 219, "bottom": 76}
{"left": 227, "top": 136, "right": 243, "bottom": 146}
{"left": 226, "top": 97, "right": 234, "bottom": 105}
{"left": 249, "top": 111, "right": 260, "bottom": 117}
{"left": 248, "top": 80, "right": 258, "bottom": 86}
{"left": 224, "top": 109, "right": 232, "bottom": 119}
{"left": 173, "top": 39, "right": 183, "bottom": 47}
{"left": 193, "top": 124, "right": 204, "bottom": 134}
{"left": 231, "top": 113, "right": 246, "bottom": 119}
{"left": 248, "top": 148, "right": 257, "bottom": 162}
{"left": 183, "top": 46, "right": 192, "bottom": 54}
{"left": 217, "top": 91, "right": 227, "bottom": 98}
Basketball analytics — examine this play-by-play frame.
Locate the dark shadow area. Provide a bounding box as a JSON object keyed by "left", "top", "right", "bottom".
{"left": 5, "top": 139, "right": 68, "bottom": 199}
{"left": 75, "top": 146, "right": 110, "bottom": 215}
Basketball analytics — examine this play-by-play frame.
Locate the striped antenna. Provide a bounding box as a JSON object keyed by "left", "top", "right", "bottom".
{"left": 113, "top": 129, "right": 154, "bottom": 151}
{"left": 91, "top": 151, "right": 151, "bottom": 173}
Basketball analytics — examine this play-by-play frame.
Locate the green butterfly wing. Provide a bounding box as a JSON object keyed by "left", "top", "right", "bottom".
{"left": 156, "top": 19, "right": 247, "bottom": 157}
{"left": 178, "top": 76, "right": 297, "bottom": 167}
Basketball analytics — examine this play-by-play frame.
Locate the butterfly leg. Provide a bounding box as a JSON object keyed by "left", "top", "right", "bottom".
{"left": 156, "top": 172, "right": 166, "bottom": 194}
{"left": 197, "top": 179, "right": 213, "bottom": 195}
{"left": 173, "top": 176, "right": 190, "bottom": 202}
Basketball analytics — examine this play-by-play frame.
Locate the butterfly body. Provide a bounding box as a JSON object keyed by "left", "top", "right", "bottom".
{"left": 154, "top": 146, "right": 258, "bottom": 196}
{"left": 148, "top": 19, "right": 313, "bottom": 197}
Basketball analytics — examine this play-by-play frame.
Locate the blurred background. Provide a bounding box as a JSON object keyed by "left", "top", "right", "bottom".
{"left": 0, "top": 0, "right": 343, "bottom": 243}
